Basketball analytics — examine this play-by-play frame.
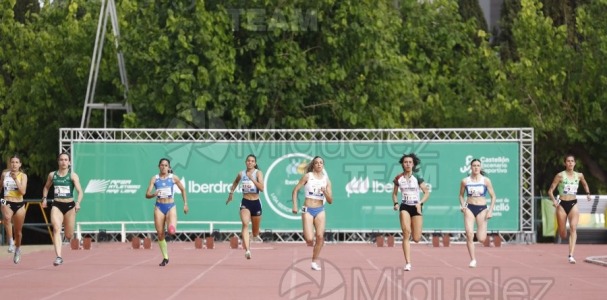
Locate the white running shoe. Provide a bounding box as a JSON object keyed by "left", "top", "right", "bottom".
{"left": 53, "top": 256, "right": 63, "bottom": 266}
{"left": 245, "top": 250, "right": 251, "bottom": 260}
{"left": 252, "top": 236, "right": 263, "bottom": 243}
{"left": 7, "top": 244, "right": 15, "bottom": 253}
{"left": 404, "top": 263, "right": 412, "bottom": 271}
{"left": 13, "top": 249, "right": 21, "bottom": 264}
{"left": 568, "top": 256, "right": 576, "bottom": 264}
{"left": 469, "top": 259, "right": 477, "bottom": 268}
{"left": 311, "top": 262, "right": 322, "bottom": 271}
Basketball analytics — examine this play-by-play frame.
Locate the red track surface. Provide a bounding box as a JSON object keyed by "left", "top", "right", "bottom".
{"left": 1, "top": 242, "right": 606, "bottom": 299}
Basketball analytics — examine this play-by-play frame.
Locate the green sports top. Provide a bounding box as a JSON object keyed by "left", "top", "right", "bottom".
{"left": 558, "top": 171, "right": 579, "bottom": 196}
{"left": 53, "top": 170, "right": 74, "bottom": 199}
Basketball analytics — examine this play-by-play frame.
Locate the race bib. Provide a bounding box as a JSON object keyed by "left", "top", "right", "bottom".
{"left": 402, "top": 191, "right": 419, "bottom": 205}
{"left": 468, "top": 186, "right": 484, "bottom": 197}
{"left": 241, "top": 179, "right": 255, "bottom": 193}
{"left": 156, "top": 187, "right": 172, "bottom": 198}
{"left": 55, "top": 186, "right": 71, "bottom": 197}
{"left": 310, "top": 184, "right": 324, "bottom": 197}
{"left": 563, "top": 184, "right": 577, "bottom": 195}
{"left": 4, "top": 182, "right": 17, "bottom": 191}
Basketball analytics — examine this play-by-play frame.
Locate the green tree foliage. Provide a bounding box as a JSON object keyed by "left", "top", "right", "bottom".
{"left": 0, "top": 0, "right": 115, "bottom": 175}
{"left": 505, "top": 0, "right": 606, "bottom": 190}
{"left": 564, "top": 0, "right": 607, "bottom": 185}
{"left": 493, "top": 0, "right": 521, "bottom": 61}
{"left": 12, "top": 0, "right": 39, "bottom": 24}
{"left": 504, "top": 0, "right": 572, "bottom": 190}
{"left": 0, "top": 0, "right": 605, "bottom": 193}
{"left": 118, "top": 0, "right": 236, "bottom": 128}
{"left": 540, "top": 0, "right": 591, "bottom": 45}
{"left": 119, "top": 0, "right": 414, "bottom": 129}
{"left": 457, "top": 0, "right": 488, "bottom": 32}
{"left": 399, "top": 0, "right": 508, "bottom": 128}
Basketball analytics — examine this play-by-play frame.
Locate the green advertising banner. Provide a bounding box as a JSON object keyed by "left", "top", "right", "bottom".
{"left": 73, "top": 141, "right": 519, "bottom": 232}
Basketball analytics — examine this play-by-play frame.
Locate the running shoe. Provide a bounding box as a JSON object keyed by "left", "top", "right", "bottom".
{"left": 245, "top": 250, "right": 251, "bottom": 260}
{"left": 7, "top": 244, "right": 15, "bottom": 253}
{"left": 252, "top": 235, "right": 263, "bottom": 243}
{"left": 568, "top": 256, "right": 576, "bottom": 264}
{"left": 13, "top": 248, "right": 21, "bottom": 264}
{"left": 469, "top": 259, "right": 477, "bottom": 268}
{"left": 311, "top": 262, "right": 322, "bottom": 271}
{"left": 53, "top": 257, "right": 63, "bottom": 266}
{"left": 404, "top": 263, "right": 412, "bottom": 271}
{"left": 159, "top": 258, "right": 169, "bottom": 266}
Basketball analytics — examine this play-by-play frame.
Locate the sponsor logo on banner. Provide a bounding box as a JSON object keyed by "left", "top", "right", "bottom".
{"left": 492, "top": 198, "right": 511, "bottom": 216}
{"left": 84, "top": 179, "right": 142, "bottom": 194}
{"left": 264, "top": 153, "right": 316, "bottom": 220}
{"left": 345, "top": 177, "right": 394, "bottom": 197}
{"left": 345, "top": 177, "right": 432, "bottom": 197}
{"left": 185, "top": 177, "right": 232, "bottom": 193}
{"left": 345, "top": 177, "right": 369, "bottom": 197}
{"left": 459, "top": 155, "right": 510, "bottom": 174}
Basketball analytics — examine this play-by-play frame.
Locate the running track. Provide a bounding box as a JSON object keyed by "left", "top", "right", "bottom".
{"left": 1, "top": 242, "right": 606, "bottom": 299}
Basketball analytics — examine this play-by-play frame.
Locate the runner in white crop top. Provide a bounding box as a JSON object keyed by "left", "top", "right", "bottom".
{"left": 291, "top": 156, "right": 334, "bottom": 271}
{"left": 458, "top": 158, "right": 496, "bottom": 269}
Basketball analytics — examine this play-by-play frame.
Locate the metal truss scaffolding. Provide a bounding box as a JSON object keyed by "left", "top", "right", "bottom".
{"left": 81, "top": 0, "right": 131, "bottom": 128}
{"left": 60, "top": 128, "right": 534, "bottom": 243}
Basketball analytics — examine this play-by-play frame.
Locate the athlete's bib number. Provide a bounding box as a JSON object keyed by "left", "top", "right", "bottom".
{"left": 468, "top": 186, "right": 484, "bottom": 197}
{"left": 157, "top": 187, "right": 172, "bottom": 198}
{"left": 241, "top": 179, "right": 255, "bottom": 193}
{"left": 55, "top": 186, "right": 71, "bottom": 197}
{"left": 563, "top": 184, "right": 578, "bottom": 195}
{"left": 310, "top": 184, "right": 324, "bottom": 198}
{"left": 4, "top": 182, "right": 17, "bottom": 191}
{"left": 402, "top": 192, "right": 419, "bottom": 205}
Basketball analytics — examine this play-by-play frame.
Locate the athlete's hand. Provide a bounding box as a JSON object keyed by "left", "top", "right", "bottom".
{"left": 485, "top": 209, "right": 493, "bottom": 220}
{"left": 226, "top": 193, "right": 233, "bottom": 205}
